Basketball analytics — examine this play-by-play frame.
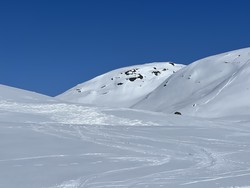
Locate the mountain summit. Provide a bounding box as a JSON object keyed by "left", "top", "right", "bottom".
{"left": 56, "top": 62, "right": 185, "bottom": 107}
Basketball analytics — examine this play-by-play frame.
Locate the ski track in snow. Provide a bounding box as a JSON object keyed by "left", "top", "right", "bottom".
{"left": 195, "top": 59, "right": 250, "bottom": 113}
{"left": 45, "top": 121, "right": 250, "bottom": 188}
{"left": 1, "top": 100, "right": 250, "bottom": 187}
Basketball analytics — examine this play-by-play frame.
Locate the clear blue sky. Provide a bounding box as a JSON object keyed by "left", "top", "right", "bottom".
{"left": 1, "top": 0, "right": 250, "bottom": 96}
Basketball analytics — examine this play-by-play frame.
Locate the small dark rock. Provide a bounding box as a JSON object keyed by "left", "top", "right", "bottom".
{"left": 138, "top": 74, "right": 143, "bottom": 79}
{"left": 129, "top": 77, "right": 137, "bottom": 82}
{"left": 152, "top": 71, "right": 161, "bottom": 76}
{"left": 76, "top": 88, "right": 81, "bottom": 93}
{"left": 174, "top": 112, "right": 182, "bottom": 115}
{"left": 125, "top": 69, "right": 137, "bottom": 75}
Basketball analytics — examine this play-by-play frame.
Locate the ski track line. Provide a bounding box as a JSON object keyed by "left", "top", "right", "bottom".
{"left": 181, "top": 171, "right": 250, "bottom": 185}
{"left": 0, "top": 154, "right": 68, "bottom": 162}
{"left": 204, "top": 59, "right": 250, "bottom": 105}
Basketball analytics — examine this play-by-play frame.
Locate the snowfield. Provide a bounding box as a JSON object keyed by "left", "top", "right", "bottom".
{"left": 1, "top": 94, "right": 250, "bottom": 188}
{"left": 1, "top": 48, "right": 250, "bottom": 188}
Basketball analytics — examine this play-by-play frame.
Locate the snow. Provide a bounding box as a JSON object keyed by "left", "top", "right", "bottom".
{"left": 1, "top": 48, "right": 250, "bottom": 187}
{"left": 1, "top": 85, "right": 250, "bottom": 187}
{"left": 134, "top": 48, "right": 250, "bottom": 118}
{"left": 0, "top": 84, "right": 55, "bottom": 103}
{"left": 57, "top": 62, "right": 185, "bottom": 107}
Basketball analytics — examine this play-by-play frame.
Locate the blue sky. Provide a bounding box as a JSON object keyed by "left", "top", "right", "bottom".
{"left": 1, "top": 0, "right": 250, "bottom": 96}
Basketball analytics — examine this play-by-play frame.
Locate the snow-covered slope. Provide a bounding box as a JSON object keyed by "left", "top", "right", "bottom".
{"left": 134, "top": 48, "right": 250, "bottom": 117}
{"left": 1, "top": 84, "right": 250, "bottom": 188}
{"left": 56, "top": 62, "right": 185, "bottom": 107}
{"left": 0, "top": 84, "right": 55, "bottom": 103}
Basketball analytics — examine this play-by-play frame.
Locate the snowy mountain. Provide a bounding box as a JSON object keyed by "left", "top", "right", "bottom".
{"left": 56, "top": 62, "right": 185, "bottom": 107}
{"left": 2, "top": 48, "right": 250, "bottom": 187}
{"left": 134, "top": 48, "right": 250, "bottom": 118}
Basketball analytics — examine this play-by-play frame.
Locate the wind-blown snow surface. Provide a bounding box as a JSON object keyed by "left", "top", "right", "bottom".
{"left": 134, "top": 48, "right": 250, "bottom": 118}
{"left": 57, "top": 62, "right": 185, "bottom": 107}
{"left": 1, "top": 84, "right": 250, "bottom": 188}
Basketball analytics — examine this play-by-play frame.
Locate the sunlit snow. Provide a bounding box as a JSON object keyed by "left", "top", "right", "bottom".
{"left": 1, "top": 48, "right": 250, "bottom": 188}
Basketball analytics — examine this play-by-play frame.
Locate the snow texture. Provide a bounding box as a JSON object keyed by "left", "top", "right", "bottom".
{"left": 1, "top": 48, "right": 250, "bottom": 188}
